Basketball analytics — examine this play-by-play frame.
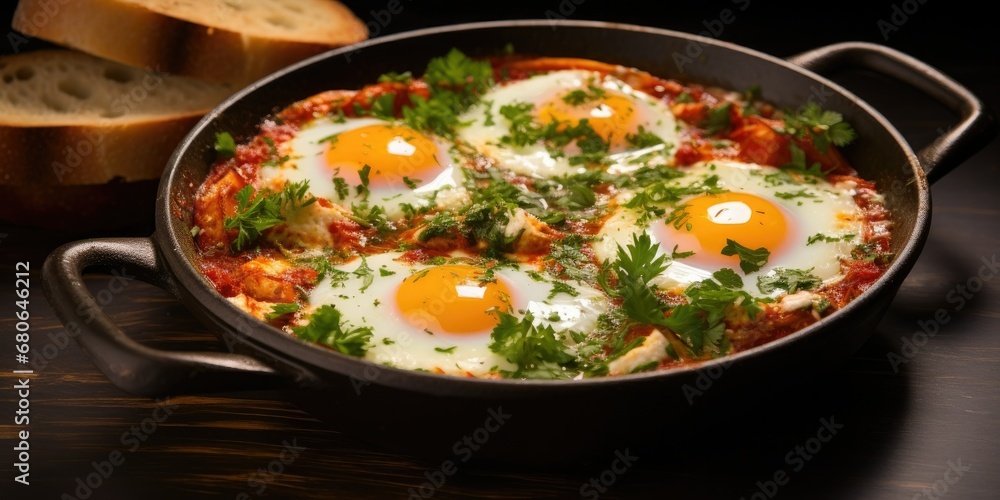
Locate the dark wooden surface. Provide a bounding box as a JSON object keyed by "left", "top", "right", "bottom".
{"left": 2, "top": 2, "right": 999, "bottom": 499}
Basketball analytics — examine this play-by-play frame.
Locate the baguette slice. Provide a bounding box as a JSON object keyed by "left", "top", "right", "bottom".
{"left": 0, "top": 49, "right": 233, "bottom": 185}
{"left": 12, "top": 0, "right": 368, "bottom": 86}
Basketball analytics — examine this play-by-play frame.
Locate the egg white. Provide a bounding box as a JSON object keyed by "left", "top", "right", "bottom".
{"left": 305, "top": 252, "right": 608, "bottom": 376}
{"left": 457, "top": 70, "right": 680, "bottom": 179}
{"left": 593, "top": 160, "right": 865, "bottom": 297}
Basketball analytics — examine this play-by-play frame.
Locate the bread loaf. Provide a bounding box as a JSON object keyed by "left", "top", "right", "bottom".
{"left": 12, "top": 0, "right": 369, "bottom": 86}
{"left": 0, "top": 49, "right": 233, "bottom": 186}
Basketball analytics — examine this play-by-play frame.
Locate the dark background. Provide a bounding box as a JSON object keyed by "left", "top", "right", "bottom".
{"left": 2, "top": 1, "right": 998, "bottom": 499}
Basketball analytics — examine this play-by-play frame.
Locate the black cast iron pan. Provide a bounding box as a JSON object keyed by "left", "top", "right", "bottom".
{"left": 42, "top": 21, "right": 995, "bottom": 464}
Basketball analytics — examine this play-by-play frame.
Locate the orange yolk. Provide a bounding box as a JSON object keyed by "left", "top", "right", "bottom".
{"left": 325, "top": 124, "right": 441, "bottom": 186}
{"left": 536, "top": 92, "right": 638, "bottom": 150}
{"left": 657, "top": 192, "right": 789, "bottom": 267}
{"left": 395, "top": 265, "right": 513, "bottom": 335}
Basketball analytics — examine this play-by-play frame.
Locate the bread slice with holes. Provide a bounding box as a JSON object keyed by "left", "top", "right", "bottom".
{"left": 0, "top": 49, "right": 233, "bottom": 186}
{"left": 12, "top": 0, "right": 368, "bottom": 87}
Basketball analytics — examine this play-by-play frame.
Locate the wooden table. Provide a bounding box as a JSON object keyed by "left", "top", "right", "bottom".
{"left": 2, "top": 3, "right": 998, "bottom": 499}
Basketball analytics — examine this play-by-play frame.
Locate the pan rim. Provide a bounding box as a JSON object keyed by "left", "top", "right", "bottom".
{"left": 156, "top": 19, "right": 931, "bottom": 395}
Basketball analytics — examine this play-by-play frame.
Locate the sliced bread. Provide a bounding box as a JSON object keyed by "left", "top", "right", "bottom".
{"left": 12, "top": 0, "right": 368, "bottom": 86}
{"left": 0, "top": 49, "right": 233, "bottom": 185}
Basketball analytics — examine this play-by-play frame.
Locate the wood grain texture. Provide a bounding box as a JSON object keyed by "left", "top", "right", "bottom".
{"left": 2, "top": 2, "right": 999, "bottom": 499}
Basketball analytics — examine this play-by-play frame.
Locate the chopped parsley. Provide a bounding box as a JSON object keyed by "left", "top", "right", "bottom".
{"left": 807, "top": 233, "right": 856, "bottom": 245}
{"left": 782, "top": 102, "right": 857, "bottom": 152}
{"left": 292, "top": 305, "right": 373, "bottom": 357}
{"left": 548, "top": 280, "right": 580, "bottom": 300}
{"left": 214, "top": 131, "right": 236, "bottom": 158}
{"left": 352, "top": 256, "right": 375, "bottom": 293}
{"left": 775, "top": 189, "right": 817, "bottom": 200}
{"left": 601, "top": 233, "right": 761, "bottom": 357}
{"left": 561, "top": 84, "right": 606, "bottom": 105}
{"left": 418, "top": 212, "right": 459, "bottom": 242}
{"left": 782, "top": 143, "right": 827, "bottom": 179}
{"left": 721, "top": 239, "right": 771, "bottom": 274}
{"left": 332, "top": 177, "right": 350, "bottom": 200}
{"left": 702, "top": 102, "right": 733, "bottom": 135}
{"left": 224, "top": 181, "right": 316, "bottom": 251}
{"left": 378, "top": 71, "right": 413, "bottom": 83}
{"left": 624, "top": 126, "right": 666, "bottom": 149}
{"left": 546, "top": 234, "right": 598, "bottom": 282}
{"left": 757, "top": 268, "right": 822, "bottom": 294}
{"left": 349, "top": 202, "right": 393, "bottom": 234}
{"left": 852, "top": 242, "right": 895, "bottom": 266}
{"left": 266, "top": 303, "right": 300, "bottom": 320}
{"left": 401, "top": 48, "right": 493, "bottom": 138}
{"left": 488, "top": 311, "right": 576, "bottom": 379}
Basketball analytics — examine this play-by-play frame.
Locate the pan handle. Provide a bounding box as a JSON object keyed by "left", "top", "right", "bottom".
{"left": 786, "top": 41, "right": 997, "bottom": 184}
{"left": 42, "top": 237, "right": 287, "bottom": 397}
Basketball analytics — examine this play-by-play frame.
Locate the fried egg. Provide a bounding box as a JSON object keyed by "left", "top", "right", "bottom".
{"left": 594, "top": 161, "right": 865, "bottom": 297}
{"left": 306, "top": 252, "right": 608, "bottom": 376}
{"left": 457, "top": 70, "right": 680, "bottom": 178}
{"left": 259, "top": 117, "right": 469, "bottom": 219}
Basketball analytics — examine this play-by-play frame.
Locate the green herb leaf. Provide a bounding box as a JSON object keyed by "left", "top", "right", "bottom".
{"left": 624, "top": 126, "right": 665, "bottom": 149}
{"left": 712, "top": 268, "right": 743, "bottom": 289}
{"left": 418, "top": 212, "right": 459, "bottom": 242}
{"left": 720, "top": 239, "right": 770, "bottom": 274}
{"left": 489, "top": 311, "right": 576, "bottom": 379}
{"left": 224, "top": 181, "right": 316, "bottom": 251}
{"left": 548, "top": 280, "right": 580, "bottom": 300}
{"left": 783, "top": 102, "right": 857, "bottom": 152}
{"left": 702, "top": 102, "right": 733, "bottom": 135}
{"left": 378, "top": 71, "right": 413, "bottom": 83}
{"left": 266, "top": 302, "right": 300, "bottom": 320}
{"left": 757, "top": 268, "right": 822, "bottom": 294}
{"left": 774, "top": 189, "right": 817, "bottom": 200}
{"left": 352, "top": 256, "right": 375, "bottom": 292}
{"left": 214, "top": 131, "right": 236, "bottom": 158}
{"left": 292, "top": 305, "right": 373, "bottom": 357}
{"left": 333, "top": 177, "right": 349, "bottom": 201}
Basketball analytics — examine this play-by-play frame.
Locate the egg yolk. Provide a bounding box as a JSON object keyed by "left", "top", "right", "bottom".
{"left": 536, "top": 92, "right": 638, "bottom": 150}
{"left": 325, "top": 124, "right": 441, "bottom": 186}
{"left": 395, "top": 265, "right": 513, "bottom": 335}
{"left": 657, "top": 192, "right": 790, "bottom": 267}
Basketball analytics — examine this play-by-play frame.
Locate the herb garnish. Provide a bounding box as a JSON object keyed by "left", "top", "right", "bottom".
{"left": 757, "top": 268, "right": 821, "bottom": 294}
{"left": 292, "top": 305, "right": 373, "bottom": 357}
{"left": 224, "top": 181, "right": 316, "bottom": 251}
{"left": 720, "top": 239, "right": 771, "bottom": 274}
{"left": 782, "top": 102, "right": 857, "bottom": 152}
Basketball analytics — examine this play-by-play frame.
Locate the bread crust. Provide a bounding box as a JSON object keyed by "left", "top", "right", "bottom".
{"left": 0, "top": 115, "right": 204, "bottom": 185}
{"left": 12, "top": 0, "right": 368, "bottom": 86}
